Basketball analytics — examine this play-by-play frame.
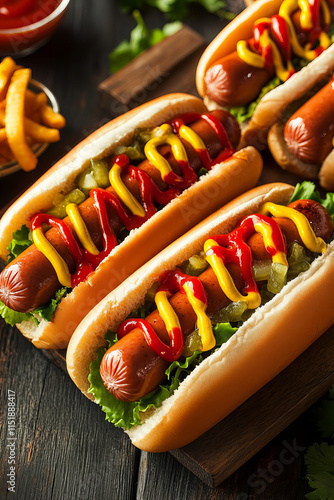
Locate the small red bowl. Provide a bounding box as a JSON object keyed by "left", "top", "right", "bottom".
{"left": 0, "top": 0, "right": 71, "bottom": 57}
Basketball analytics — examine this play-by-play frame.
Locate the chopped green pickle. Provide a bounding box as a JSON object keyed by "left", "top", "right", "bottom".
{"left": 183, "top": 331, "right": 202, "bottom": 357}
{"left": 114, "top": 128, "right": 153, "bottom": 161}
{"left": 76, "top": 170, "right": 98, "bottom": 194}
{"left": 183, "top": 253, "right": 208, "bottom": 276}
{"left": 76, "top": 159, "right": 110, "bottom": 194}
{"left": 114, "top": 142, "right": 144, "bottom": 161}
{"left": 212, "top": 301, "right": 248, "bottom": 324}
{"left": 287, "top": 242, "right": 312, "bottom": 280}
{"left": 288, "top": 242, "right": 312, "bottom": 265}
{"left": 90, "top": 159, "right": 110, "bottom": 188}
{"left": 267, "top": 262, "right": 288, "bottom": 294}
{"left": 252, "top": 261, "right": 272, "bottom": 281}
{"left": 48, "top": 189, "right": 86, "bottom": 219}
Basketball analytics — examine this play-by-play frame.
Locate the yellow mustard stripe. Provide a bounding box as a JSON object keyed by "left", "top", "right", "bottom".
{"left": 258, "top": 27, "right": 294, "bottom": 81}
{"left": 298, "top": 0, "right": 314, "bottom": 29}
{"left": 32, "top": 227, "right": 71, "bottom": 288}
{"left": 144, "top": 123, "right": 188, "bottom": 179}
{"left": 178, "top": 124, "right": 206, "bottom": 151}
{"left": 109, "top": 163, "right": 145, "bottom": 217}
{"left": 204, "top": 239, "right": 262, "bottom": 309}
{"left": 155, "top": 290, "right": 181, "bottom": 335}
{"left": 237, "top": 40, "right": 265, "bottom": 69}
{"left": 253, "top": 221, "right": 288, "bottom": 266}
{"left": 182, "top": 281, "right": 215, "bottom": 352}
{"left": 66, "top": 203, "right": 99, "bottom": 255}
{"left": 260, "top": 202, "right": 327, "bottom": 254}
{"left": 280, "top": 0, "right": 330, "bottom": 60}
{"left": 237, "top": 16, "right": 294, "bottom": 81}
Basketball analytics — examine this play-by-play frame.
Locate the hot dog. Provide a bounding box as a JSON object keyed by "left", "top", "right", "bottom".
{"left": 0, "top": 94, "right": 262, "bottom": 349}
{"left": 268, "top": 75, "right": 334, "bottom": 188}
{"left": 196, "top": 0, "right": 334, "bottom": 149}
{"left": 66, "top": 182, "right": 334, "bottom": 452}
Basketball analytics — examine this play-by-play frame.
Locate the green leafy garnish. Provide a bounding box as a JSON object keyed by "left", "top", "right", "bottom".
{"left": 6, "top": 225, "right": 32, "bottom": 264}
{"left": 117, "top": 0, "right": 227, "bottom": 21}
{"left": 303, "top": 385, "right": 334, "bottom": 499}
{"left": 0, "top": 301, "right": 32, "bottom": 327}
{"left": 289, "top": 181, "right": 334, "bottom": 234}
{"left": 0, "top": 287, "right": 70, "bottom": 327}
{"left": 110, "top": 10, "right": 181, "bottom": 73}
{"left": 305, "top": 442, "right": 334, "bottom": 500}
{"left": 213, "top": 322, "right": 237, "bottom": 346}
{"left": 33, "top": 287, "right": 70, "bottom": 322}
{"left": 289, "top": 181, "right": 334, "bottom": 224}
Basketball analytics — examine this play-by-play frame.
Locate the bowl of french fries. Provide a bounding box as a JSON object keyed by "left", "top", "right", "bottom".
{"left": 0, "top": 56, "right": 66, "bottom": 177}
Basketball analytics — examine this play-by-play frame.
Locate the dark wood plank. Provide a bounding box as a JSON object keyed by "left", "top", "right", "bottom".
{"left": 171, "top": 325, "right": 334, "bottom": 486}
{"left": 0, "top": 322, "right": 140, "bottom": 500}
{"left": 99, "top": 26, "right": 207, "bottom": 114}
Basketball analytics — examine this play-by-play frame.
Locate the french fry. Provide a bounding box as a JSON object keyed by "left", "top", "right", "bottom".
{"left": 25, "top": 89, "right": 48, "bottom": 116}
{"left": 5, "top": 68, "right": 37, "bottom": 172}
{"left": 40, "top": 104, "right": 66, "bottom": 129}
{"left": 25, "top": 118, "right": 60, "bottom": 143}
{"left": 0, "top": 57, "right": 16, "bottom": 101}
{"left": 0, "top": 57, "right": 65, "bottom": 172}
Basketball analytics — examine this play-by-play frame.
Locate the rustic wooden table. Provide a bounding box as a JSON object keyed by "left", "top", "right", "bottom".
{"left": 0, "top": 1, "right": 332, "bottom": 498}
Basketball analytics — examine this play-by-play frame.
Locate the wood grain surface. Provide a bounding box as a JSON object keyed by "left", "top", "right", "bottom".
{"left": 0, "top": 0, "right": 333, "bottom": 499}
{"left": 99, "top": 25, "right": 206, "bottom": 113}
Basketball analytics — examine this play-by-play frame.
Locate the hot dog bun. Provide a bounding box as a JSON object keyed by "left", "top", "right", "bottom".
{"left": 268, "top": 76, "right": 334, "bottom": 189}
{"left": 66, "top": 182, "right": 334, "bottom": 452}
{"left": 196, "top": 0, "right": 334, "bottom": 149}
{"left": 0, "top": 93, "right": 262, "bottom": 349}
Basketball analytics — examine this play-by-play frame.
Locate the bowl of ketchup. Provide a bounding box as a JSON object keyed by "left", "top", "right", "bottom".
{"left": 0, "top": 0, "right": 70, "bottom": 56}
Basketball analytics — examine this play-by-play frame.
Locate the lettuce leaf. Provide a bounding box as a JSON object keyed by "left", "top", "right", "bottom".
{"left": 6, "top": 225, "right": 32, "bottom": 264}
{"left": 110, "top": 10, "right": 181, "bottom": 73}
{"left": 305, "top": 442, "right": 334, "bottom": 500}
{"left": 289, "top": 181, "right": 334, "bottom": 234}
{"left": 0, "top": 301, "right": 32, "bottom": 327}
{"left": 117, "top": 0, "right": 227, "bottom": 21}
{"left": 0, "top": 287, "right": 70, "bottom": 326}
{"left": 88, "top": 322, "right": 236, "bottom": 429}
{"left": 289, "top": 182, "right": 334, "bottom": 220}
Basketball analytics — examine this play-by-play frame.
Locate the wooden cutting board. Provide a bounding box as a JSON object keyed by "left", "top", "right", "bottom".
{"left": 2, "top": 166, "right": 334, "bottom": 488}
{"left": 1, "top": 23, "right": 333, "bottom": 485}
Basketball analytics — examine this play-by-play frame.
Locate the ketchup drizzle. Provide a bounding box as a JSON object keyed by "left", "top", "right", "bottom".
{"left": 118, "top": 214, "right": 287, "bottom": 362}
{"left": 31, "top": 114, "right": 234, "bottom": 289}
{"left": 117, "top": 269, "right": 207, "bottom": 362}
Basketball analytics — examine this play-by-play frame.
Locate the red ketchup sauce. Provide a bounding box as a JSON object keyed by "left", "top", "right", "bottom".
{"left": 206, "top": 214, "right": 286, "bottom": 296}
{"left": 0, "top": 0, "right": 68, "bottom": 56}
{"left": 117, "top": 269, "right": 207, "bottom": 362}
{"left": 253, "top": 16, "right": 295, "bottom": 78}
{"left": 0, "top": 0, "right": 61, "bottom": 29}
{"left": 116, "top": 214, "right": 287, "bottom": 362}
{"left": 30, "top": 114, "right": 234, "bottom": 289}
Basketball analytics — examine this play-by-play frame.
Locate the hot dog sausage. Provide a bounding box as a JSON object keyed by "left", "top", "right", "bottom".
{"left": 0, "top": 111, "right": 239, "bottom": 313}
{"left": 100, "top": 263, "right": 245, "bottom": 402}
{"left": 100, "top": 200, "right": 333, "bottom": 402}
{"left": 204, "top": 51, "right": 274, "bottom": 108}
{"left": 284, "top": 79, "right": 334, "bottom": 164}
{"left": 203, "top": 2, "right": 334, "bottom": 108}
